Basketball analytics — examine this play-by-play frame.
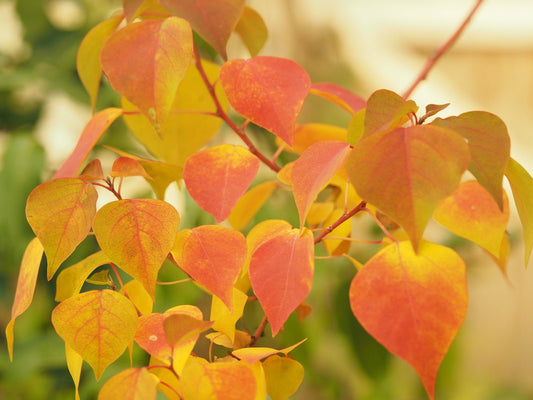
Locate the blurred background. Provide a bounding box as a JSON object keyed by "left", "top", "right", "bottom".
{"left": 2, "top": 0, "right": 533, "bottom": 399}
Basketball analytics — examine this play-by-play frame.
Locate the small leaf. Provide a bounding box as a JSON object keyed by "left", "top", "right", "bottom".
{"left": 232, "top": 338, "right": 307, "bottom": 365}
{"left": 52, "top": 290, "right": 138, "bottom": 379}
{"left": 291, "top": 140, "right": 351, "bottom": 228}
{"left": 419, "top": 103, "right": 450, "bottom": 123}
{"left": 26, "top": 178, "right": 98, "bottom": 278}
{"left": 160, "top": 0, "right": 246, "bottom": 60}
{"left": 234, "top": 6, "right": 268, "bottom": 57}
{"left": 210, "top": 288, "right": 249, "bottom": 343}
{"left": 220, "top": 56, "right": 311, "bottom": 146}
{"left": 183, "top": 145, "right": 260, "bottom": 222}
{"left": 309, "top": 82, "right": 366, "bottom": 115}
{"left": 98, "top": 367, "right": 159, "bottom": 400}
{"left": 93, "top": 199, "right": 180, "bottom": 299}
{"left": 66, "top": 343, "right": 83, "bottom": 400}
{"left": 110, "top": 156, "right": 152, "bottom": 179}
{"left": 281, "top": 123, "right": 347, "bottom": 154}
{"left": 6, "top": 237, "right": 43, "bottom": 360}
{"left": 263, "top": 355, "right": 304, "bottom": 400}
{"left": 79, "top": 159, "right": 105, "bottom": 181}
{"left": 350, "top": 241, "right": 468, "bottom": 400}
{"left": 101, "top": 17, "right": 193, "bottom": 132}
{"left": 228, "top": 181, "right": 277, "bottom": 231}
{"left": 123, "top": 0, "right": 169, "bottom": 21}
{"left": 54, "top": 108, "right": 123, "bottom": 179}
{"left": 505, "top": 157, "right": 533, "bottom": 266}
{"left": 250, "top": 227, "right": 314, "bottom": 336}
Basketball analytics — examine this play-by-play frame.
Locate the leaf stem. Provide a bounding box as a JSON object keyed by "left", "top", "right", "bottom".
{"left": 402, "top": 0, "right": 485, "bottom": 99}
{"left": 314, "top": 201, "right": 367, "bottom": 244}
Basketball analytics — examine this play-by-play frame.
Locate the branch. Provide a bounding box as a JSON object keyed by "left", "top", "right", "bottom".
{"left": 402, "top": 0, "right": 485, "bottom": 99}
{"left": 314, "top": 201, "right": 367, "bottom": 244}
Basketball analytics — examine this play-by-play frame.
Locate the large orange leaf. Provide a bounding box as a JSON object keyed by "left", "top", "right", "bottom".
{"left": 54, "top": 108, "right": 123, "bottom": 179}
{"left": 433, "top": 111, "right": 510, "bottom": 209}
{"left": 183, "top": 145, "right": 260, "bottom": 222}
{"left": 26, "top": 178, "right": 98, "bottom": 278}
{"left": 434, "top": 180, "right": 509, "bottom": 258}
{"left": 93, "top": 199, "right": 180, "bottom": 298}
{"left": 6, "top": 237, "right": 43, "bottom": 360}
{"left": 219, "top": 56, "right": 311, "bottom": 146}
{"left": 309, "top": 82, "right": 366, "bottom": 115}
{"left": 505, "top": 158, "right": 533, "bottom": 266}
{"left": 51, "top": 290, "right": 138, "bottom": 379}
{"left": 291, "top": 140, "right": 351, "bottom": 228}
{"left": 249, "top": 227, "right": 314, "bottom": 336}
{"left": 234, "top": 6, "right": 268, "bottom": 57}
{"left": 160, "top": 0, "right": 245, "bottom": 60}
{"left": 345, "top": 125, "right": 470, "bottom": 250}
{"left": 100, "top": 17, "right": 193, "bottom": 133}
{"left": 171, "top": 225, "right": 247, "bottom": 309}
{"left": 349, "top": 241, "right": 468, "bottom": 400}
{"left": 98, "top": 367, "right": 159, "bottom": 400}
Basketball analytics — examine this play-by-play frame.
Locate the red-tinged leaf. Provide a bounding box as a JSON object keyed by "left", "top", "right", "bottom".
{"left": 249, "top": 228, "right": 314, "bottom": 336}
{"left": 93, "top": 199, "right": 180, "bottom": 298}
{"left": 160, "top": 0, "right": 245, "bottom": 60}
{"left": 54, "top": 108, "right": 123, "bottom": 179}
{"left": 434, "top": 181, "right": 509, "bottom": 258}
{"left": 100, "top": 17, "right": 193, "bottom": 133}
{"left": 228, "top": 181, "right": 277, "bottom": 231}
{"left": 26, "top": 178, "right": 98, "bottom": 278}
{"left": 183, "top": 145, "right": 260, "bottom": 222}
{"left": 505, "top": 157, "right": 533, "bottom": 266}
{"left": 66, "top": 343, "right": 83, "bottom": 400}
{"left": 123, "top": 0, "right": 170, "bottom": 22}
{"left": 345, "top": 125, "right": 470, "bottom": 250}
{"left": 110, "top": 156, "right": 152, "bottom": 180}
{"left": 310, "top": 82, "right": 366, "bottom": 115}
{"left": 52, "top": 290, "right": 138, "bottom": 379}
{"left": 6, "top": 237, "right": 43, "bottom": 360}
{"left": 292, "top": 140, "right": 351, "bottom": 228}
{"left": 98, "top": 367, "right": 159, "bottom": 400}
{"left": 172, "top": 225, "right": 247, "bottom": 309}
{"left": 79, "top": 159, "right": 105, "bottom": 181}
{"left": 263, "top": 355, "right": 304, "bottom": 400}
{"left": 433, "top": 111, "right": 510, "bottom": 209}
{"left": 234, "top": 6, "right": 268, "bottom": 57}
{"left": 77, "top": 15, "right": 123, "bottom": 111}
{"left": 55, "top": 251, "right": 111, "bottom": 302}
{"left": 220, "top": 57, "right": 311, "bottom": 146}
{"left": 363, "top": 89, "right": 418, "bottom": 138}
{"left": 350, "top": 241, "right": 468, "bottom": 400}
{"left": 232, "top": 338, "right": 307, "bottom": 365}
{"left": 280, "top": 123, "right": 347, "bottom": 154}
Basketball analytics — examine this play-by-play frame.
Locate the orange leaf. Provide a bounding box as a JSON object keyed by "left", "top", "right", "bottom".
{"left": 434, "top": 180, "right": 509, "bottom": 258}
{"left": 54, "top": 108, "right": 123, "bottom": 179}
{"left": 309, "top": 82, "right": 365, "bottom": 115}
{"left": 100, "top": 17, "right": 193, "bottom": 133}
{"left": 26, "top": 178, "right": 98, "bottom": 278}
{"left": 220, "top": 56, "right": 311, "bottom": 146}
{"left": 433, "top": 111, "right": 510, "bottom": 209}
{"left": 52, "top": 290, "right": 138, "bottom": 379}
{"left": 110, "top": 156, "right": 152, "bottom": 180}
{"left": 345, "top": 125, "right": 470, "bottom": 250}
{"left": 160, "top": 0, "right": 245, "bottom": 60}
{"left": 183, "top": 145, "right": 260, "bottom": 222}
{"left": 234, "top": 6, "right": 268, "bottom": 57}
{"left": 282, "top": 123, "right": 347, "bottom": 154}
{"left": 291, "top": 140, "right": 351, "bottom": 228}
{"left": 93, "top": 199, "right": 180, "bottom": 299}
{"left": 249, "top": 227, "right": 314, "bottom": 336}
{"left": 98, "top": 367, "right": 159, "bottom": 400}
{"left": 350, "top": 241, "right": 468, "bottom": 400}
{"left": 172, "top": 225, "right": 247, "bottom": 309}
{"left": 79, "top": 159, "right": 105, "bottom": 181}
{"left": 5, "top": 237, "right": 43, "bottom": 360}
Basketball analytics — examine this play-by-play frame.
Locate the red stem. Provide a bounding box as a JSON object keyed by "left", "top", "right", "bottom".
{"left": 314, "top": 201, "right": 367, "bottom": 244}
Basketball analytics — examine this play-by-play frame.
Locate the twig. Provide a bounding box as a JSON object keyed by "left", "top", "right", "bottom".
{"left": 314, "top": 201, "right": 367, "bottom": 244}
{"left": 249, "top": 315, "right": 269, "bottom": 347}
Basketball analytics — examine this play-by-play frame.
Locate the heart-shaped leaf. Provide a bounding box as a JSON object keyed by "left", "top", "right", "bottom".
{"left": 98, "top": 367, "right": 159, "bottom": 400}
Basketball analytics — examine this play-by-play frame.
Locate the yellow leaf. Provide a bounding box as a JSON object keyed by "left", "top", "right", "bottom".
{"left": 232, "top": 338, "right": 307, "bottom": 365}
{"left": 234, "top": 6, "right": 268, "bottom": 57}
{"left": 263, "top": 355, "right": 304, "bottom": 400}
{"left": 228, "top": 181, "right": 277, "bottom": 231}
{"left": 210, "top": 288, "right": 249, "bottom": 343}
{"left": 65, "top": 343, "right": 83, "bottom": 400}
{"left": 322, "top": 208, "right": 352, "bottom": 255}
{"left": 122, "top": 280, "right": 153, "bottom": 315}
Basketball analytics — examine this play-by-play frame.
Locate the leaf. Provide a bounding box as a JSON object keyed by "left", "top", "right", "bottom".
{"left": 434, "top": 180, "right": 509, "bottom": 258}
{"left": 6, "top": 237, "right": 43, "bottom": 360}
{"left": 171, "top": 225, "right": 247, "bottom": 309}
{"left": 26, "top": 178, "right": 98, "bottom": 278}
{"left": 123, "top": 0, "right": 169, "bottom": 22}
{"left": 122, "top": 280, "right": 153, "bottom": 315}
{"left": 349, "top": 241, "right": 468, "bottom": 400}
{"left": 345, "top": 125, "right": 470, "bottom": 250}
{"left": 234, "top": 6, "right": 268, "bottom": 57}
{"left": 52, "top": 290, "right": 139, "bottom": 379}
{"left": 505, "top": 157, "right": 533, "bottom": 266}
{"left": 210, "top": 288, "right": 249, "bottom": 343}
{"left": 98, "top": 367, "right": 159, "bottom": 400}
{"left": 54, "top": 108, "right": 123, "bottom": 179}
{"left": 160, "top": 0, "right": 246, "bottom": 60}
{"left": 249, "top": 227, "right": 314, "bottom": 336}
{"left": 183, "top": 145, "right": 260, "bottom": 222}
{"left": 347, "top": 109, "right": 365, "bottom": 145}
{"left": 309, "top": 82, "right": 366, "bottom": 115}
{"left": 419, "top": 103, "right": 450, "bottom": 123}
{"left": 100, "top": 17, "right": 193, "bottom": 133}
{"left": 55, "top": 251, "right": 111, "bottom": 302}
{"left": 281, "top": 123, "right": 347, "bottom": 154}
{"left": 322, "top": 208, "right": 352, "bottom": 256}
{"left": 228, "top": 181, "right": 277, "bottom": 231}
{"left": 220, "top": 56, "right": 311, "bottom": 146}
{"left": 432, "top": 111, "right": 510, "bottom": 209}
{"left": 93, "top": 199, "right": 180, "bottom": 299}
{"left": 77, "top": 15, "right": 123, "bottom": 111}
{"left": 79, "top": 159, "right": 105, "bottom": 181}
{"left": 291, "top": 140, "right": 351, "bottom": 228}
{"left": 66, "top": 343, "right": 83, "bottom": 400}
{"left": 263, "top": 355, "right": 304, "bottom": 400}
{"left": 109, "top": 156, "right": 152, "bottom": 180}
{"left": 232, "top": 338, "right": 307, "bottom": 365}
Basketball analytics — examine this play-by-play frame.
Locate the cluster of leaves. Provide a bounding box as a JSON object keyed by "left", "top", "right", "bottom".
{"left": 7, "top": 1, "right": 533, "bottom": 399}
